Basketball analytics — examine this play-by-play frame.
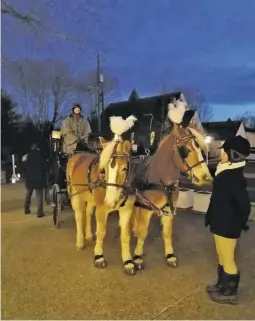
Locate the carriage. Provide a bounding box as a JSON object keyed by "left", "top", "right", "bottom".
{"left": 45, "top": 130, "right": 71, "bottom": 227}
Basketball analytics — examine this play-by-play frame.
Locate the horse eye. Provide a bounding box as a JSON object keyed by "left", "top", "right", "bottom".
{"left": 178, "top": 146, "right": 190, "bottom": 159}
{"left": 100, "top": 169, "right": 105, "bottom": 174}
{"left": 122, "top": 167, "right": 128, "bottom": 172}
{"left": 194, "top": 140, "right": 199, "bottom": 148}
{"left": 110, "top": 158, "right": 116, "bottom": 168}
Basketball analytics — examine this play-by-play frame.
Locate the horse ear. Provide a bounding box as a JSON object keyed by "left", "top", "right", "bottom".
{"left": 122, "top": 140, "right": 131, "bottom": 154}
{"left": 99, "top": 136, "right": 108, "bottom": 148}
{"left": 181, "top": 110, "right": 195, "bottom": 128}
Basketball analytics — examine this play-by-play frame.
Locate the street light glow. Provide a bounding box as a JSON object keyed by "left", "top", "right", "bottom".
{"left": 205, "top": 135, "right": 213, "bottom": 144}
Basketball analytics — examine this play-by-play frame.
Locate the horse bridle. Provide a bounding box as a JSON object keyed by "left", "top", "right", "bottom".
{"left": 99, "top": 142, "right": 131, "bottom": 191}
{"left": 174, "top": 132, "right": 206, "bottom": 173}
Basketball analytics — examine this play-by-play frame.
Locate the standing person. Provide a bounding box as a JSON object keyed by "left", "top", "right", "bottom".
{"left": 205, "top": 135, "right": 251, "bottom": 304}
{"left": 60, "top": 103, "right": 92, "bottom": 154}
{"left": 24, "top": 143, "right": 46, "bottom": 218}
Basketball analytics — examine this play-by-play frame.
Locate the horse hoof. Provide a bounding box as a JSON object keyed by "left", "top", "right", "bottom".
{"left": 134, "top": 262, "right": 145, "bottom": 270}
{"left": 166, "top": 259, "right": 178, "bottom": 268}
{"left": 124, "top": 267, "right": 136, "bottom": 276}
{"left": 76, "top": 246, "right": 85, "bottom": 251}
{"left": 94, "top": 260, "right": 107, "bottom": 269}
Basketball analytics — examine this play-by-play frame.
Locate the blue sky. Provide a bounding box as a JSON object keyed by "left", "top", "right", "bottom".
{"left": 2, "top": 0, "right": 255, "bottom": 120}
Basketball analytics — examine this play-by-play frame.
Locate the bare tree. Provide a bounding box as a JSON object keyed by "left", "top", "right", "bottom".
{"left": 156, "top": 75, "right": 213, "bottom": 122}
{"left": 2, "top": 0, "right": 95, "bottom": 45}
{"left": 73, "top": 70, "right": 120, "bottom": 117}
{"left": 3, "top": 59, "right": 73, "bottom": 124}
{"left": 235, "top": 111, "right": 255, "bottom": 129}
{"left": 2, "top": 0, "right": 118, "bottom": 54}
{"left": 184, "top": 90, "right": 213, "bottom": 122}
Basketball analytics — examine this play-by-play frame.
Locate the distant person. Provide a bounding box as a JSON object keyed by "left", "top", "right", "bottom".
{"left": 23, "top": 143, "right": 46, "bottom": 218}
{"left": 60, "top": 104, "right": 92, "bottom": 154}
{"left": 205, "top": 135, "right": 251, "bottom": 304}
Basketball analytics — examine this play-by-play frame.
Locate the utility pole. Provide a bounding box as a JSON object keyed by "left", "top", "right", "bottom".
{"left": 96, "top": 53, "right": 104, "bottom": 132}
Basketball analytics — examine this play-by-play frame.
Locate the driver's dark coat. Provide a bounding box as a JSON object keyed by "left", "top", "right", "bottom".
{"left": 205, "top": 164, "right": 251, "bottom": 239}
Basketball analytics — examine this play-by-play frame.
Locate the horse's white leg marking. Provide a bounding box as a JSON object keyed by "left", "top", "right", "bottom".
{"left": 105, "top": 162, "right": 120, "bottom": 208}
{"left": 119, "top": 201, "right": 134, "bottom": 268}
{"left": 85, "top": 202, "right": 95, "bottom": 242}
{"left": 134, "top": 209, "right": 153, "bottom": 258}
{"left": 71, "top": 195, "right": 86, "bottom": 249}
{"left": 94, "top": 205, "right": 108, "bottom": 261}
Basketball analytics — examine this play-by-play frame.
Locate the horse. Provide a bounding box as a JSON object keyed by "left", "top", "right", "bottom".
{"left": 66, "top": 116, "right": 136, "bottom": 251}
{"left": 94, "top": 109, "right": 213, "bottom": 275}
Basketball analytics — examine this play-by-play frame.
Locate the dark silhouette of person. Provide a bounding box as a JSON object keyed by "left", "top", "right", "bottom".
{"left": 24, "top": 143, "right": 46, "bottom": 218}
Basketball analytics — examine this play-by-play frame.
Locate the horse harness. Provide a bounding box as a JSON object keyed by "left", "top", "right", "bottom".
{"left": 67, "top": 131, "right": 206, "bottom": 217}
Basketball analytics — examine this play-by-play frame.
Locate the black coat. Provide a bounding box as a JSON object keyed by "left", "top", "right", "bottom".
{"left": 24, "top": 150, "right": 46, "bottom": 189}
{"left": 205, "top": 166, "right": 251, "bottom": 239}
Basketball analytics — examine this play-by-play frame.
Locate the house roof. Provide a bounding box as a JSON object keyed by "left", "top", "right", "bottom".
{"left": 202, "top": 121, "right": 242, "bottom": 140}
{"left": 103, "top": 91, "right": 183, "bottom": 121}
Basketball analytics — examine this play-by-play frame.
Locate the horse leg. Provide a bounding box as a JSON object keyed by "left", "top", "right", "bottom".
{"left": 161, "top": 213, "right": 178, "bottom": 268}
{"left": 71, "top": 195, "right": 86, "bottom": 250}
{"left": 94, "top": 205, "right": 108, "bottom": 269}
{"left": 85, "top": 203, "right": 95, "bottom": 243}
{"left": 119, "top": 199, "right": 136, "bottom": 276}
{"left": 133, "top": 208, "right": 153, "bottom": 271}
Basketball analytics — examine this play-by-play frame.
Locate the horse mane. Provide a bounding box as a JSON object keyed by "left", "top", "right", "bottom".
{"left": 99, "top": 140, "right": 117, "bottom": 169}
{"left": 147, "top": 129, "right": 178, "bottom": 183}
{"left": 187, "top": 123, "right": 207, "bottom": 152}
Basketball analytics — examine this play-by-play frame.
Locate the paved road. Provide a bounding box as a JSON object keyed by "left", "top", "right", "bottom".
{"left": 1, "top": 183, "right": 255, "bottom": 320}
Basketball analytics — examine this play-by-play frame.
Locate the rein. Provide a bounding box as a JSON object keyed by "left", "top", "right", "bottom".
{"left": 175, "top": 134, "right": 206, "bottom": 172}
{"left": 67, "top": 129, "right": 206, "bottom": 216}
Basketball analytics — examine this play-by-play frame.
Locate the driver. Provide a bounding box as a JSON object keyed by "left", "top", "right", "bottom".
{"left": 60, "top": 104, "right": 92, "bottom": 154}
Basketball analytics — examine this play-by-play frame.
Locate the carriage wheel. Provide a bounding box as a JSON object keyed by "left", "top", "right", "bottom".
{"left": 52, "top": 185, "right": 62, "bottom": 228}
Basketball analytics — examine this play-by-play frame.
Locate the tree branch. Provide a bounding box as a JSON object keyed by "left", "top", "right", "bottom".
{"left": 1, "top": 0, "right": 85, "bottom": 46}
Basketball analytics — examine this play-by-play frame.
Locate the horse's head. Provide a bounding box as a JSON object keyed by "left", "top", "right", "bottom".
{"left": 99, "top": 137, "right": 131, "bottom": 208}
{"left": 148, "top": 106, "right": 212, "bottom": 186}
{"left": 172, "top": 120, "right": 213, "bottom": 185}
{"left": 98, "top": 115, "right": 136, "bottom": 208}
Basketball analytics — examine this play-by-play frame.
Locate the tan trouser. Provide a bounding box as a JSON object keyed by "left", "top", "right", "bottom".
{"left": 214, "top": 234, "right": 237, "bottom": 274}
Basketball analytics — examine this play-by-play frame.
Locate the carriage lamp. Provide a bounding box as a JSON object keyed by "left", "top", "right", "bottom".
{"left": 205, "top": 136, "right": 213, "bottom": 164}
{"left": 52, "top": 131, "right": 61, "bottom": 139}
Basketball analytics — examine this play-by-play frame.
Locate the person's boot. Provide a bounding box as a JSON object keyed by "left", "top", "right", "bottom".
{"left": 206, "top": 264, "right": 223, "bottom": 294}
{"left": 37, "top": 213, "right": 45, "bottom": 218}
{"left": 210, "top": 270, "right": 240, "bottom": 305}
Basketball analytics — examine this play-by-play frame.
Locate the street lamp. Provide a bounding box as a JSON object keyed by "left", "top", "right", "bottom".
{"left": 205, "top": 135, "right": 213, "bottom": 164}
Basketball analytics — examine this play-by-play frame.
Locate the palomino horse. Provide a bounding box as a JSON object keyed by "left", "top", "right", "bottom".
{"left": 66, "top": 116, "right": 136, "bottom": 252}
{"left": 95, "top": 109, "right": 213, "bottom": 275}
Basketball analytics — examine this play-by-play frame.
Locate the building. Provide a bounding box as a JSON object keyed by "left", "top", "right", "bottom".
{"left": 202, "top": 119, "right": 247, "bottom": 158}
{"left": 245, "top": 127, "right": 255, "bottom": 148}
{"left": 102, "top": 89, "right": 203, "bottom": 152}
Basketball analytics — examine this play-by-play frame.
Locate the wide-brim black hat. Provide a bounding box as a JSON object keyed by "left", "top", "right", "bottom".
{"left": 220, "top": 135, "right": 250, "bottom": 157}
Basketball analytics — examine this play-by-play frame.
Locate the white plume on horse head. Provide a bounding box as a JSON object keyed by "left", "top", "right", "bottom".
{"left": 109, "top": 115, "right": 137, "bottom": 136}
{"left": 167, "top": 99, "right": 188, "bottom": 124}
